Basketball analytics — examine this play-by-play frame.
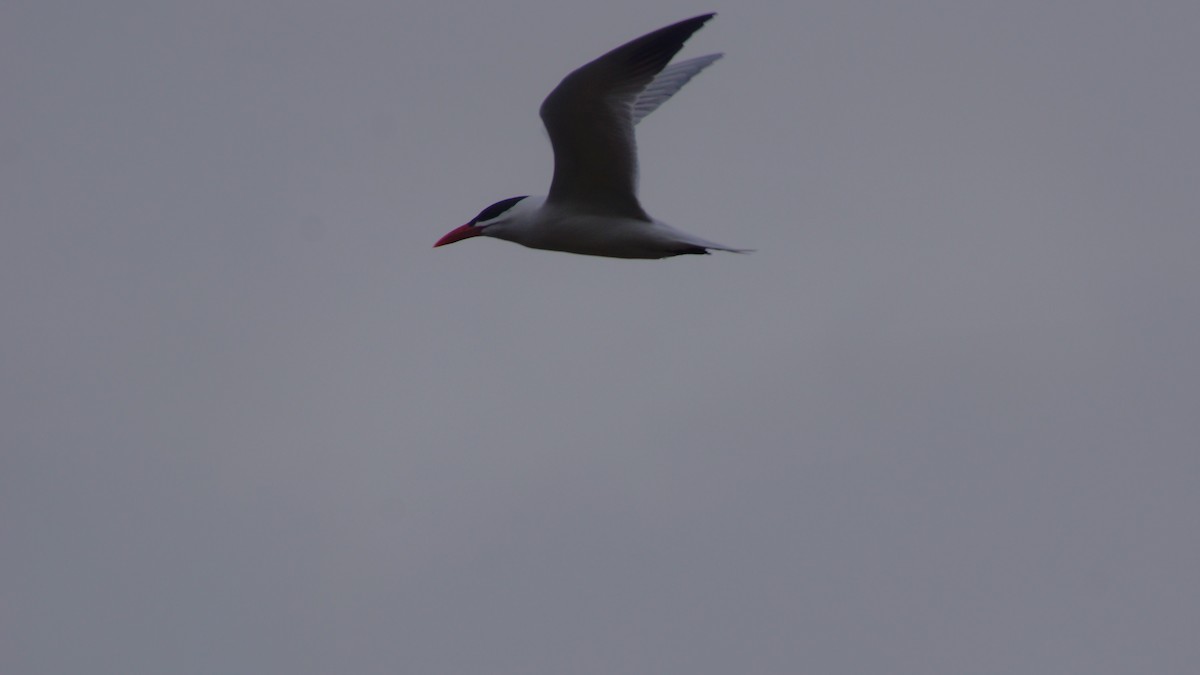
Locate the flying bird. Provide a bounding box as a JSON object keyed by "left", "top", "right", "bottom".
{"left": 434, "top": 13, "right": 747, "bottom": 259}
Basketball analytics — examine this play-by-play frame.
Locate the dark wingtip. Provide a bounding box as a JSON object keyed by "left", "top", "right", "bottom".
{"left": 621, "top": 13, "right": 720, "bottom": 80}
{"left": 668, "top": 13, "right": 718, "bottom": 34}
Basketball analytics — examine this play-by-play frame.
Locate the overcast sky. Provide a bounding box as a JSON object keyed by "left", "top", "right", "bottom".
{"left": 3, "top": 1, "right": 1198, "bottom": 673}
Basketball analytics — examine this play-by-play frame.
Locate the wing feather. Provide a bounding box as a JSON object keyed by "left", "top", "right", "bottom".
{"left": 631, "top": 53, "right": 722, "bottom": 125}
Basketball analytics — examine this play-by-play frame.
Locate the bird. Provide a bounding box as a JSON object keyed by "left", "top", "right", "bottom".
{"left": 433, "top": 13, "right": 748, "bottom": 259}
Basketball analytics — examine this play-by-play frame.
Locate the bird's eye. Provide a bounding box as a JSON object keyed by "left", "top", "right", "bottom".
{"left": 472, "top": 195, "right": 529, "bottom": 224}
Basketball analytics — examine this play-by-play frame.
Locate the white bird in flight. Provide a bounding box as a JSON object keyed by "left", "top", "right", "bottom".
{"left": 434, "top": 13, "right": 748, "bottom": 259}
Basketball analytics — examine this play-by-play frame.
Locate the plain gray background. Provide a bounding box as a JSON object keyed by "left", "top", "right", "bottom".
{"left": 3, "top": 1, "right": 1198, "bottom": 673}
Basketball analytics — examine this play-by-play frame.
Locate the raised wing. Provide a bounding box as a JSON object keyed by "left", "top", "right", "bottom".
{"left": 631, "top": 53, "right": 722, "bottom": 125}
{"left": 539, "top": 14, "right": 717, "bottom": 217}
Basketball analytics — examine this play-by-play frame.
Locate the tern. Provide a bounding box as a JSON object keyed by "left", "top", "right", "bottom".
{"left": 434, "top": 13, "right": 747, "bottom": 259}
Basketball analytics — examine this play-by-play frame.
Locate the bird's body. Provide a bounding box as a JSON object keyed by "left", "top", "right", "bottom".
{"left": 434, "top": 13, "right": 747, "bottom": 259}
{"left": 475, "top": 196, "right": 734, "bottom": 259}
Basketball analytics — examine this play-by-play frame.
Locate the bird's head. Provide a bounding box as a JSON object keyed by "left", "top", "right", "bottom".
{"left": 434, "top": 195, "right": 530, "bottom": 247}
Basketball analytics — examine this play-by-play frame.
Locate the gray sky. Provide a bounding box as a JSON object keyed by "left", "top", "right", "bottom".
{"left": 3, "top": 1, "right": 1198, "bottom": 673}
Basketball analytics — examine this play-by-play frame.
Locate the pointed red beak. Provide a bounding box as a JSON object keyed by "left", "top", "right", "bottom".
{"left": 434, "top": 223, "right": 482, "bottom": 247}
